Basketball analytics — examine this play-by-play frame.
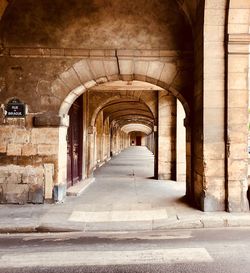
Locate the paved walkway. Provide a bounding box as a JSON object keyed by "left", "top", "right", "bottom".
{"left": 1, "top": 146, "right": 250, "bottom": 233}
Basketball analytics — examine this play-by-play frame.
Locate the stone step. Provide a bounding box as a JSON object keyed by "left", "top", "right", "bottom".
{"left": 66, "top": 178, "right": 95, "bottom": 197}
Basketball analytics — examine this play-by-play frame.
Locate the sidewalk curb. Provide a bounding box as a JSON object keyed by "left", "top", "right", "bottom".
{"left": 1, "top": 216, "right": 250, "bottom": 234}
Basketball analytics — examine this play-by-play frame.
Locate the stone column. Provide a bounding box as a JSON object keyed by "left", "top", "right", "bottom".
{"left": 227, "top": 33, "right": 250, "bottom": 211}
{"left": 105, "top": 133, "right": 110, "bottom": 160}
{"left": 87, "top": 126, "right": 96, "bottom": 175}
{"left": 176, "top": 100, "right": 186, "bottom": 182}
{"left": 110, "top": 128, "right": 117, "bottom": 156}
{"left": 157, "top": 91, "right": 176, "bottom": 180}
{"left": 199, "top": 1, "right": 227, "bottom": 211}
{"left": 101, "top": 132, "right": 106, "bottom": 162}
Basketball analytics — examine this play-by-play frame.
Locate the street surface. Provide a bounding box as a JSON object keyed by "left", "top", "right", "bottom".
{"left": 0, "top": 228, "right": 250, "bottom": 272}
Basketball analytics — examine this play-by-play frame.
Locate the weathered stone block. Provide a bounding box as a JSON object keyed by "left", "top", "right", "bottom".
{"left": 204, "top": 143, "right": 225, "bottom": 159}
{"left": 158, "top": 173, "right": 171, "bottom": 180}
{"left": 44, "top": 163, "right": 54, "bottom": 199}
{"left": 0, "top": 170, "right": 8, "bottom": 184}
{"left": 228, "top": 24, "right": 249, "bottom": 34}
{"left": 84, "top": 80, "right": 96, "bottom": 89}
{"left": 228, "top": 179, "right": 249, "bottom": 212}
{"left": 88, "top": 59, "right": 106, "bottom": 79}
{"left": 228, "top": 72, "right": 248, "bottom": 90}
{"left": 229, "top": 143, "right": 248, "bottom": 160}
{"left": 13, "top": 129, "right": 30, "bottom": 144}
{"left": 159, "top": 63, "right": 177, "bottom": 84}
{"left": 58, "top": 102, "right": 71, "bottom": 116}
{"left": 229, "top": 0, "right": 250, "bottom": 8}
{"left": 22, "top": 172, "right": 44, "bottom": 185}
{"left": 228, "top": 55, "right": 248, "bottom": 73}
{"left": 31, "top": 128, "right": 58, "bottom": 144}
{"left": 205, "top": 0, "right": 227, "bottom": 9}
{"left": 204, "top": 159, "right": 225, "bottom": 177}
{"left": 63, "top": 91, "right": 79, "bottom": 105}
{"left": 204, "top": 42, "right": 224, "bottom": 59}
{"left": 119, "top": 59, "right": 134, "bottom": 75}
{"left": 59, "top": 67, "right": 82, "bottom": 91}
{"left": 228, "top": 90, "right": 248, "bottom": 108}
{"left": 28, "top": 183, "right": 44, "bottom": 204}
{"left": 22, "top": 144, "right": 37, "bottom": 156}
{"left": 33, "top": 113, "right": 62, "bottom": 127}
{"left": 201, "top": 192, "right": 225, "bottom": 212}
{"left": 4, "top": 184, "right": 29, "bottom": 204}
{"left": 147, "top": 61, "right": 164, "bottom": 80}
{"left": 103, "top": 59, "right": 119, "bottom": 76}
{"left": 6, "top": 171, "right": 22, "bottom": 184}
{"left": 72, "top": 85, "right": 86, "bottom": 96}
{"left": 7, "top": 144, "right": 22, "bottom": 156}
{"left": 37, "top": 144, "right": 57, "bottom": 156}
{"left": 205, "top": 9, "right": 226, "bottom": 26}
{"left": 134, "top": 60, "right": 149, "bottom": 77}
{"left": 228, "top": 124, "right": 248, "bottom": 143}
{"left": 228, "top": 107, "right": 248, "bottom": 125}
{"left": 229, "top": 9, "right": 250, "bottom": 24}
{"left": 73, "top": 59, "right": 94, "bottom": 83}
{"left": 0, "top": 126, "right": 13, "bottom": 144}
{"left": 0, "top": 145, "right": 7, "bottom": 153}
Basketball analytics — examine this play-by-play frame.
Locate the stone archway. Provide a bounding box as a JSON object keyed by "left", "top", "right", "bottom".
{"left": 56, "top": 51, "right": 192, "bottom": 118}
{"left": 89, "top": 93, "right": 156, "bottom": 128}
{"left": 54, "top": 52, "right": 193, "bottom": 203}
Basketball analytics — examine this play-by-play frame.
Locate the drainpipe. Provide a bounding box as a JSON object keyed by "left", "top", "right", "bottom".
{"left": 224, "top": 0, "right": 230, "bottom": 212}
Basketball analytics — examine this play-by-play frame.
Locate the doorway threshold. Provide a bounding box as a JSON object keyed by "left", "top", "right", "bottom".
{"left": 67, "top": 177, "right": 95, "bottom": 197}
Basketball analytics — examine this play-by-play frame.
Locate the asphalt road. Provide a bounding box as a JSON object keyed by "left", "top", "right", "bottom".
{"left": 0, "top": 228, "right": 250, "bottom": 273}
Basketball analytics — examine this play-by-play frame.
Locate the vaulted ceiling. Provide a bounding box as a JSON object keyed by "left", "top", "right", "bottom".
{"left": 89, "top": 89, "right": 157, "bottom": 135}
{"left": 103, "top": 100, "right": 154, "bottom": 131}
{"left": 0, "top": 0, "right": 197, "bottom": 49}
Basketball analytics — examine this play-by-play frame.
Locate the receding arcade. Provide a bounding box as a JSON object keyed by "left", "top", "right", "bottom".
{"left": 0, "top": 0, "right": 249, "bottom": 212}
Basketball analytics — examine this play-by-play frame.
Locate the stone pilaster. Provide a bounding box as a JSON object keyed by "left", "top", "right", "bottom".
{"left": 226, "top": 33, "right": 250, "bottom": 211}
{"left": 157, "top": 91, "right": 176, "bottom": 180}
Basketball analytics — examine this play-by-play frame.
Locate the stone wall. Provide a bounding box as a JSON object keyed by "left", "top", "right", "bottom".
{"left": 0, "top": 163, "right": 54, "bottom": 204}
{"left": 0, "top": 122, "right": 57, "bottom": 203}
{"left": 0, "top": 165, "right": 42, "bottom": 204}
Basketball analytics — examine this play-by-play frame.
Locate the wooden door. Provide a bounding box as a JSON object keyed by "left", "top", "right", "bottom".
{"left": 67, "top": 96, "right": 83, "bottom": 188}
{"left": 136, "top": 136, "right": 142, "bottom": 146}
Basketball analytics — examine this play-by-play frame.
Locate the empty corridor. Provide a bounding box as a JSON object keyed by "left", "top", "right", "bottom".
{"left": 54, "top": 146, "right": 198, "bottom": 230}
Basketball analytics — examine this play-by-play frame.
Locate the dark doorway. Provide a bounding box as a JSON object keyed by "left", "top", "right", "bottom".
{"left": 136, "top": 136, "right": 142, "bottom": 146}
{"left": 67, "top": 95, "right": 83, "bottom": 188}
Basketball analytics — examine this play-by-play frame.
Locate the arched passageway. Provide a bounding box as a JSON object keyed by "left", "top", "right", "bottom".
{"left": 0, "top": 0, "right": 249, "bottom": 213}
{"left": 59, "top": 78, "right": 190, "bottom": 216}
{"left": 62, "top": 80, "right": 189, "bottom": 220}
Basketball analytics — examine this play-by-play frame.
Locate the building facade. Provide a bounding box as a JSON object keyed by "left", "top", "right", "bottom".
{"left": 0, "top": 0, "right": 249, "bottom": 212}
